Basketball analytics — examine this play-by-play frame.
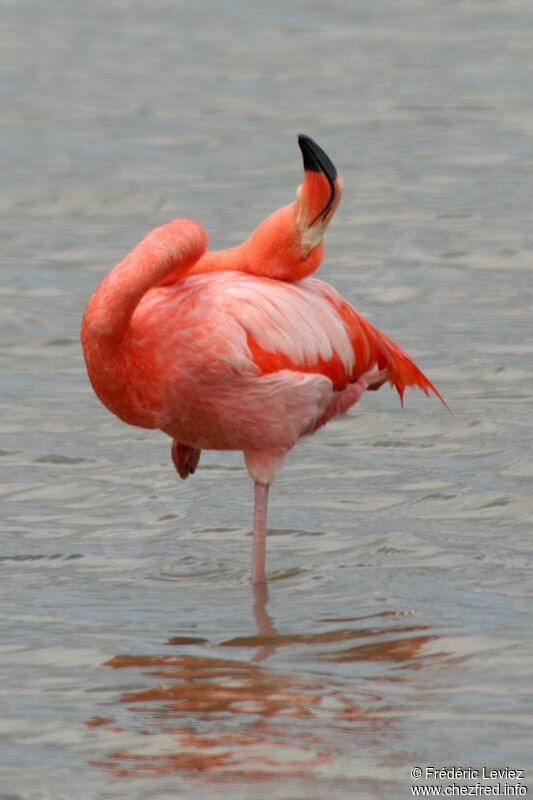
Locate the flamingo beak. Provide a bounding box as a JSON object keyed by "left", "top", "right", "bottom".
{"left": 296, "top": 134, "right": 343, "bottom": 257}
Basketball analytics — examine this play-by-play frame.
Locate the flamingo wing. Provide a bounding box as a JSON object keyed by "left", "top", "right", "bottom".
{"left": 130, "top": 271, "right": 445, "bottom": 467}
{"left": 217, "top": 273, "right": 445, "bottom": 406}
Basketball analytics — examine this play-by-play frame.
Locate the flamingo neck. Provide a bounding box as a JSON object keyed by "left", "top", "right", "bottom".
{"left": 191, "top": 233, "right": 324, "bottom": 282}
{"left": 190, "top": 243, "right": 250, "bottom": 275}
{"left": 82, "top": 219, "right": 208, "bottom": 345}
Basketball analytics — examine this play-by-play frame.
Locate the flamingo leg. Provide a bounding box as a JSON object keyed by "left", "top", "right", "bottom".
{"left": 171, "top": 440, "right": 201, "bottom": 479}
{"left": 251, "top": 482, "right": 269, "bottom": 583}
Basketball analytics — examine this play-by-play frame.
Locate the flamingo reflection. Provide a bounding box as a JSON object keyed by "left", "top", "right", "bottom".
{"left": 88, "top": 587, "right": 445, "bottom": 779}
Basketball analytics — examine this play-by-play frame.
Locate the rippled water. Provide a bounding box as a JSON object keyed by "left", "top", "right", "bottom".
{"left": 1, "top": 1, "right": 532, "bottom": 798}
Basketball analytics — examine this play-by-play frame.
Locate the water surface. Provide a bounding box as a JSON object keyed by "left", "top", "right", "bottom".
{"left": 1, "top": 1, "right": 532, "bottom": 798}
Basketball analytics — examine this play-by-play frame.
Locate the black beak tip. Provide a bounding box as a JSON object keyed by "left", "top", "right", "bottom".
{"left": 297, "top": 134, "right": 338, "bottom": 183}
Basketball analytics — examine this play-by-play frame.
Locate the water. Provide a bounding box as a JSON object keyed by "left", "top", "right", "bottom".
{"left": 1, "top": 1, "right": 532, "bottom": 797}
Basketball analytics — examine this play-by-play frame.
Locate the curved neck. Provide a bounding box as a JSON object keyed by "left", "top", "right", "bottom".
{"left": 190, "top": 242, "right": 250, "bottom": 275}
{"left": 82, "top": 219, "right": 207, "bottom": 345}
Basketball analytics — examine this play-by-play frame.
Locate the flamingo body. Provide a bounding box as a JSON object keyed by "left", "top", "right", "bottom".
{"left": 82, "top": 136, "right": 445, "bottom": 582}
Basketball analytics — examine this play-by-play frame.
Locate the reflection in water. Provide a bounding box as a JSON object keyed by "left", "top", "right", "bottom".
{"left": 88, "top": 586, "right": 445, "bottom": 780}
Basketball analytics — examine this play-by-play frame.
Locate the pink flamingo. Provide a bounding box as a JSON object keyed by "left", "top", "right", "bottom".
{"left": 81, "top": 135, "right": 445, "bottom": 583}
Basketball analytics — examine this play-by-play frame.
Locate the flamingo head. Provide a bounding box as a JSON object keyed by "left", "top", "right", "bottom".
{"left": 295, "top": 134, "right": 343, "bottom": 260}
{"left": 243, "top": 135, "right": 343, "bottom": 280}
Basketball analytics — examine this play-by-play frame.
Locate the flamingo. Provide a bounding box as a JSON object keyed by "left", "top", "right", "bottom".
{"left": 81, "top": 135, "right": 446, "bottom": 583}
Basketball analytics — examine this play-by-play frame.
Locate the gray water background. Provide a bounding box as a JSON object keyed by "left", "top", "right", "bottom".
{"left": 1, "top": 1, "right": 532, "bottom": 798}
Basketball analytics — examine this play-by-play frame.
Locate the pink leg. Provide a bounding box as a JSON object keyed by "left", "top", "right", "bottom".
{"left": 251, "top": 482, "right": 269, "bottom": 584}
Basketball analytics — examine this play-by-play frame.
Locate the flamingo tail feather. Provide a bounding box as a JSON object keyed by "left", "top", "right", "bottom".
{"left": 378, "top": 332, "right": 450, "bottom": 413}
